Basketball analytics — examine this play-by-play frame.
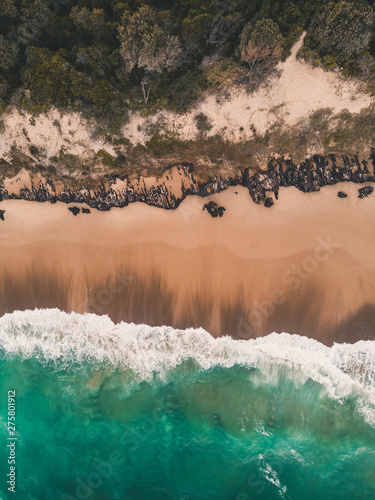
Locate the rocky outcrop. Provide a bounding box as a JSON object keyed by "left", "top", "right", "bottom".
{"left": 241, "top": 152, "right": 375, "bottom": 205}
{"left": 203, "top": 201, "right": 226, "bottom": 218}
{"left": 0, "top": 153, "right": 375, "bottom": 211}
{"left": 0, "top": 163, "right": 238, "bottom": 211}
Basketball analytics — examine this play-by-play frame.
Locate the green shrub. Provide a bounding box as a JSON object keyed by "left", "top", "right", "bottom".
{"left": 29, "top": 145, "right": 39, "bottom": 156}
{"left": 195, "top": 113, "right": 212, "bottom": 132}
{"left": 155, "top": 68, "right": 209, "bottom": 112}
{"left": 145, "top": 134, "right": 185, "bottom": 158}
{"left": 96, "top": 149, "right": 116, "bottom": 167}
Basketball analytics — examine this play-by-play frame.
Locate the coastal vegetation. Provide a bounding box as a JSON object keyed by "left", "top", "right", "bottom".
{"left": 0, "top": 0, "right": 374, "bottom": 188}
{"left": 1, "top": 102, "right": 375, "bottom": 189}
{"left": 0, "top": 0, "right": 374, "bottom": 121}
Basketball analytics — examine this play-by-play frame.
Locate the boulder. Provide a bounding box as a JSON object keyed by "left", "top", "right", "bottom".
{"left": 217, "top": 206, "right": 226, "bottom": 217}
{"left": 68, "top": 206, "right": 80, "bottom": 216}
{"left": 337, "top": 192, "right": 347, "bottom": 198}
{"left": 358, "top": 186, "right": 374, "bottom": 199}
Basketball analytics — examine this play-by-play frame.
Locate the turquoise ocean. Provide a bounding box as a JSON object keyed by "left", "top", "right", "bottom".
{"left": 1, "top": 309, "right": 375, "bottom": 500}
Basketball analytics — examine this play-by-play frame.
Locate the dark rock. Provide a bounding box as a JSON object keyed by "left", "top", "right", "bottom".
{"left": 248, "top": 179, "right": 266, "bottom": 203}
{"left": 294, "top": 162, "right": 318, "bottom": 192}
{"left": 259, "top": 168, "right": 279, "bottom": 191}
{"left": 264, "top": 197, "right": 274, "bottom": 208}
{"left": 358, "top": 186, "right": 374, "bottom": 199}
{"left": 337, "top": 192, "right": 347, "bottom": 198}
{"left": 1, "top": 157, "right": 374, "bottom": 212}
{"left": 351, "top": 164, "right": 363, "bottom": 183}
{"left": 277, "top": 161, "right": 288, "bottom": 187}
{"left": 242, "top": 169, "right": 264, "bottom": 203}
{"left": 218, "top": 206, "right": 226, "bottom": 217}
{"left": 82, "top": 208, "right": 91, "bottom": 214}
{"left": 203, "top": 201, "right": 225, "bottom": 218}
{"left": 203, "top": 201, "right": 218, "bottom": 217}
{"left": 362, "top": 160, "right": 372, "bottom": 182}
{"left": 275, "top": 190, "right": 279, "bottom": 200}
{"left": 68, "top": 206, "right": 80, "bottom": 216}
{"left": 0, "top": 210, "right": 4, "bottom": 221}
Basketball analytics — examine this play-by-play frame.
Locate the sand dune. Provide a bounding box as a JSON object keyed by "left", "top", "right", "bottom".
{"left": 1, "top": 36, "right": 372, "bottom": 167}
{"left": 122, "top": 34, "right": 372, "bottom": 145}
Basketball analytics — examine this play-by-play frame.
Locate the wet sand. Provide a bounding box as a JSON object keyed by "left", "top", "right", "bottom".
{"left": 0, "top": 184, "right": 374, "bottom": 345}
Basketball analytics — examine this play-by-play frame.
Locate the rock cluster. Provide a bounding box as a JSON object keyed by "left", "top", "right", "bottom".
{"left": 358, "top": 186, "right": 374, "bottom": 199}
{"left": 242, "top": 153, "right": 375, "bottom": 204}
{"left": 203, "top": 201, "right": 226, "bottom": 218}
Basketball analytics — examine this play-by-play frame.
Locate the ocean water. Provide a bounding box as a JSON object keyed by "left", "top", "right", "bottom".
{"left": 0, "top": 310, "right": 375, "bottom": 500}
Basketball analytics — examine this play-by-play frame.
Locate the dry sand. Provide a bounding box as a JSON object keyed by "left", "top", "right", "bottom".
{"left": 0, "top": 108, "right": 116, "bottom": 163}
{"left": 0, "top": 183, "right": 375, "bottom": 345}
{"left": 122, "top": 34, "right": 372, "bottom": 145}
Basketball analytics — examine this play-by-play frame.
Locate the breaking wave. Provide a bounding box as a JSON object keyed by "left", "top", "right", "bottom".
{"left": 1, "top": 308, "right": 375, "bottom": 426}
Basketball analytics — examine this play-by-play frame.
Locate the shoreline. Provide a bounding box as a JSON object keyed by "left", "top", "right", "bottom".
{"left": 1, "top": 183, "right": 375, "bottom": 345}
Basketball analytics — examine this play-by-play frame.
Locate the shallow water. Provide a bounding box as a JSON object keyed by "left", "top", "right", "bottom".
{"left": 0, "top": 309, "right": 375, "bottom": 500}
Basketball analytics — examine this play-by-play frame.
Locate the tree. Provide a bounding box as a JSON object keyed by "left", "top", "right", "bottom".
{"left": 24, "top": 47, "right": 72, "bottom": 106}
{"left": 0, "top": 0, "right": 17, "bottom": 18}
{"left": 0, "top": 76, "right": 8, "bottom": 100}
{"left": 70, "top": 7, "right": 108, "bottom": 42}
{"left": 76, "top": 46, "right": 112, "bottom": 77}
{"left": 118, "top": 6, "right": 183, "bottom": 103}
{"left": 17, "top": 0, "right": 52, "bottom": 46}
{"left": 240, "top": 18, "right": 283, "bottom": 73}
{"left": 305, "top": 1, "right": 375, "bottom": 65}
{"left": 207, "top": 14, "right": 241, "bottom": 49}
{"left": 24, "top": 46, "right": 120, "bottom": 114}
{"left": 182, "top": 13, "right": 213, "bottom": 50}
{"left": 118, "top": 6, "right": 182, "bottom": 73}
{"left": 0, "top": 35, "right": 18, "bottom": 70}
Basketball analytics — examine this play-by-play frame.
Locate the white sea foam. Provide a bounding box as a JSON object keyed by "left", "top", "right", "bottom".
{"left": 1, "top": 309, "right": 375, "bottom": 425}
{"left": 258, "top": 454, "right": 288, "bottom": 499}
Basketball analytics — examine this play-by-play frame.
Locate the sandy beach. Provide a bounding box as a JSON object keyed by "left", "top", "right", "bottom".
{"left": 1, "top": 183, "right": 374, "bottom": 345}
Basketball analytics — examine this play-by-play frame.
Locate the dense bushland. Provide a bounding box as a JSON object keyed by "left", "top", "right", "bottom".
{"left": 0, "top": 0, "right": 374, "bottom": 121}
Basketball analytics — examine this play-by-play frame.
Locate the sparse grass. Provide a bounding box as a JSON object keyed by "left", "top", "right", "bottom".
{"left": 1, "top": 102, "right": 375, "bottom": 186}
{"left": 0, "top": 149, "right": 33, "bottom": 183}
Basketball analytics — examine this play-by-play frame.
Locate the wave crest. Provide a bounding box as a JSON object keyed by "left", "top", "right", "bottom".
{"left": 1, "top": 309, "right": 375, "bottom": 425}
